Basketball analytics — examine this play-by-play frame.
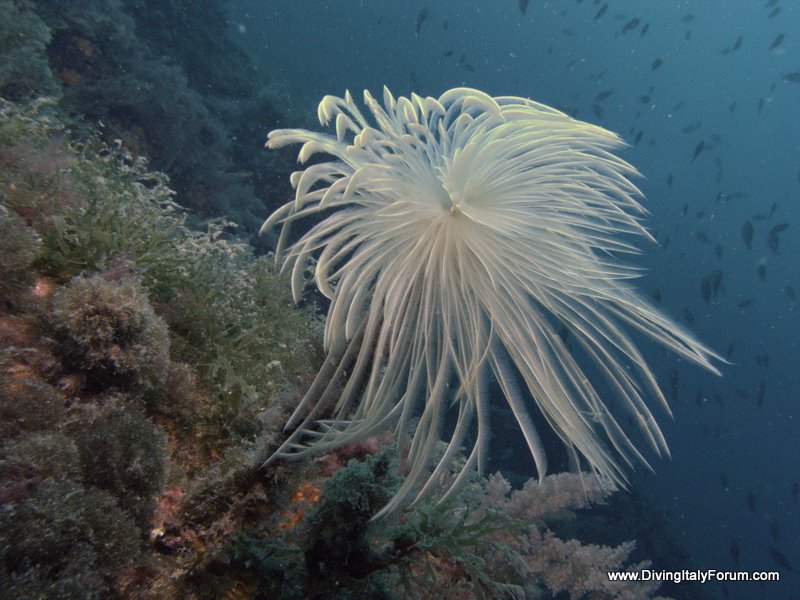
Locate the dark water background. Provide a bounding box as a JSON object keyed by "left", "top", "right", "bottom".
{"left": 227, "top": 1, "right": 799, "bottom": 598}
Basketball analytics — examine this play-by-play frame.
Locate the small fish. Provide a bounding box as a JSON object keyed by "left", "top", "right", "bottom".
{"left": 640, "top": 23, "right": 650, "bottom": 37}
{"left": 621, "top": 17, "right": 641, "bottom": 35}
{"left": 444, "top": 49, "right": 453, "bottom": 57}
{"left": 720, "top": 472, "right": 728, "bottom": 491}
{"left": 682, "top": 308, "right": 695, "bottom": 323}
{"left": 684, "top": 29, "right": 692, "bottom": 42}
{"left": 765, "top": 0, "right": 778, "bottom": 7}
{"left": 693, "top": 231, "right": 710, "bottom": 243}
{"left": 757, "top": 264, "right": 767, "bottom": 281}
{"left": 755, "top": 353, "right": 770, "bottom": 367}
{"left": 769, "top": 6, "right": 781, "bottom": 18}
{"left": 715, "top": 244, "right": 723, "bottom": 260}
{"left": 741, "top": 219, "right": 754, "bottom": 249}
{"left": 768, "top": 546, "right": 793, "bottom": 571}
{"left": 756, "top": 381, "right": 766, "bottom": 407}
{"left": 770, "top": 33, "right": 785, "bottom": 50}
{"left": 747, "top": 489, "right": 757, "bottom": 512}
{"left": 639, "top": 95, "right": 651, "bottom": 104}
{"left": 634, "top": 131, "right": 643, "bottom": 145}
{"left": 792, "top": 481, "right": 799, "bottom": 502}
{"left": 415, "top": 7, "right": 429, "bottom": 34}
{"left": 711, "top": 270, "right": 723, "bottom": 297}
{"left": 730, "top": 539, "right": 740, "bottom": 566}
{"left": 729, "top": 101, "right": 737, "bottom": 112}
{"left": 651, "top": 58, "right": 663, "bottom": 71}
{"left": 733, "top": 35, "right": 744, "bottom": 51}
{"left": 767, "top": 232, "right": 779, "bottom": 254}
{"left": 737, "top": 298, "right": 754, "bottom": 308}
{"left": 784, "top": 286, "right": 796, "bottom": 302}
{"left": 518, "top": 0, "right": 530, "bottom": 15}
{"left": 769, "top": 519, "right": 780, "bottom": 542}
{"left": 594, "top": 3, "right": 608, "bottom": 20}
{"left": 592, "top": 104, "right": 604, "bottom": 119}
{"left": 669, "top": 368, "right": 679, "bottom": 401}
{"left": 701, "top": 277, "right": 712, "bottom": 304}
{"left": 784, "top": 72, "right": 800, "bottom": 83}
{"left": 463, "top": 63, "right": 475, "bottom": 72}
{"left": 651, "top": 288, "right": 662, "bottom": 304}
{"left": 682, "top": 121, "right": 702, "bottom": 133}
{"left": 691, "top": 140, "right": 705, "bottom": 163}
{"left": 666, "top": 173, "right": 673, "bottom": 188}
{"left": 681, "top": 14, "right": 695, "bottom": 23}
{"left": 595, "top": 89, "right": 613, "bottom": 102}
{"left": 769, "top": 222, "right": 788, "bottom": 235}
{"left": 726, "top": 340, "right": 735, "bottom": 358}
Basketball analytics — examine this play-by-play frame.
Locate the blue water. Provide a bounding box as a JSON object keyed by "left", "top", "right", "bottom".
{"left": 229, "top": 1, "right": 799, "bottom": 598}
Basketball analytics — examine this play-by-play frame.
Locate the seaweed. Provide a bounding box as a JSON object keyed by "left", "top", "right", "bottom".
{"left": 68, "top": 399, "right": 167, "bottom": 529}
{"left": 50, "top": 275, "right": 171, "bottom": 393}
{"left": 0, "top": 478, "right": 140, "bottom": 599}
